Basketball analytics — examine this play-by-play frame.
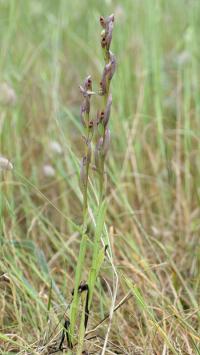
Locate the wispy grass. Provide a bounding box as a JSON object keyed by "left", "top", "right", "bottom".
{"left": 1, "top": 0, "right": 200, "bottom": 354}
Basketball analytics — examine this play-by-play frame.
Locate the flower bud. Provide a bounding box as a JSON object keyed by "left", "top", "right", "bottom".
{"left": 100, "top": 54, "right": 116, "bottom": 95}
{"left": 100, "top": 14, "right": 114, "bottom": 50}
{"left": 100, "top": 65, "right": 109, "bottom": 95}
{"left": 80, "top": 76, "right": 94, "bottom": 99}
{"left": 100, "top": 14, "right": 114, "bottom": 29}
{"left": 101, "top": 35, "right": 107, "bottom": 49}
{"left": 100, "top": 16, "right": 106, "bottom": 29}
{"left": 109, "top": 52, "right": 116, "bottom": 80}
{"left": 88, "top": 120, "right": 94, "bottom": 129}
{"left": 83, "top": 75, "right": 92, "bottom": 91}
{"left": 106, "top": 21, "right": 114, "bottom": 50}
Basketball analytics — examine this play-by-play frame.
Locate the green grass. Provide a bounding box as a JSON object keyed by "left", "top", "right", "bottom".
{"left": 1, "top": 0, "right": 200, "bottom": 353}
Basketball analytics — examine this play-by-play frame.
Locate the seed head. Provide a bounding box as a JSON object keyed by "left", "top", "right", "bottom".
{"left": 0, "top": 83, "right": 17, "bottom": 106}
{"left": 49, "top": 141, "right": 62, "bottom": 155}
{"left": 0, "top": 156, "right": 13, "bottom": 171}
{"left": 43, "top": 164, "right": 55, "bottom": 177}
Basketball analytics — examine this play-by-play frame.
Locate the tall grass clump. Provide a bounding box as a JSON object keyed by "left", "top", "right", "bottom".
{"left": 67, "top": 14, "right": 116, "bottom": 354}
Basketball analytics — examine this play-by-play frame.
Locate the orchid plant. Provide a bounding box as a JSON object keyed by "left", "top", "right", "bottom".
{"left": 66, "top": 14, "right": 116, "bottom": 354}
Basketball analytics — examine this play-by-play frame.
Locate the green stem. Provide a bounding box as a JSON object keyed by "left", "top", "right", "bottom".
{"left": 99, "top": 156, "right": 105, "bottom": 204}
{"left": 69, "top": 132, "right": 90, "bottom": 348}
{"left": 68, "top": 231, "right": 88, "bottom": 349}
{"left": 88, "top": 201, "right": 106, "bottom": 308}
{"left": 83, "top": 166, "right": 89, "bottom": 223}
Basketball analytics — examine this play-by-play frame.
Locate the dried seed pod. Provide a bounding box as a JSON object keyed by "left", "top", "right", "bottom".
{"left": 105, "top": 51, "right": 116, "bottom": 80}
{"left": 105, "top": 21, "right": 114, "bottom": 50}
{"left": 100, "top": 111, "right": 104, "bottom": 122}
{"left": 95, "top": 111, "right": 104, "bottom": 130}
{"left": 108, "top": 52, "right": 116, "bottom": 80}
{"left": 100, "top": 14, "right": 114, "bottom": 29}
{"left": 99, "top": 81, "right": 104, "bottom": 95}
{"left": 102, "top": 128, "right": 111, "bottom": 157}
{"left": 100, "top": 54, "right": 116, "bottom": 95}
{"left": 100, "top": 14, "right": 114, "bottom": 50}
{"left": 101, "top": 35, "right": 107, "bottom": 49}
{"left": 80, "top": 97, "right": 90, "bottom": 122}
{"left": 100, "top": 65, "right": 109, "bottom": 95}
{"left": 83, "top": 75, "right": 92, "bottom": 91}
{"left": 94, "top": 112, "right": 99, "bottom": 130}
{"left": 80, "top": 76, "right": 94, "bottom": 98}
{"left": 103, "top": 94, "right": 112, "bottom": 127}
{"left": 84, "top": 97, "right": 90, "bottom": 114}
{"left": 100, "top": 16, "right": 106, "bottom": 28}
{"left": 80, "top": 76, "right": 96, "bottom": 126}
{"left": 88, "top": 120, "right": 94, "bottom": 129}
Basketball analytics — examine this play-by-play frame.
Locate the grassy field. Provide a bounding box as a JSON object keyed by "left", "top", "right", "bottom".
{"left": 1, "top": 0, "right": 200, "bottom": 354}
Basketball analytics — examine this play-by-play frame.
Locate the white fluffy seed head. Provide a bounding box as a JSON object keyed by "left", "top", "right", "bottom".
{"left": 43, "top": 164, "right": 55, "bottom": 177}
{"left": 49, "top": 141, "right": 62, "bottom": 155}
{"left": 0, "top": 156, "right": 13, "bottom": 171}
{"left": 0, "top": 83, "right": 17, "bottom": 106}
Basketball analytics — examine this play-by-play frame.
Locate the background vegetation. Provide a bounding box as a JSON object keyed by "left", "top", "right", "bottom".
{"left": 1, "top": 0, "right": 200, "bottom": 353}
